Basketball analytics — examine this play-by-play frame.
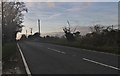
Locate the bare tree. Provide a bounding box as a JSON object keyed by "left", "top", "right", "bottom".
{"left": 63, "top": 20, "right": 80, "bottom": 41}
{"left": 89, "top": 24, "right": 104, "bottom": 34}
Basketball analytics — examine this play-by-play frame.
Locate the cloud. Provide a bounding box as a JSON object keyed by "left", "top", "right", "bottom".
{"left": 67, "top": 7, "right": 81, "bottom": 12}
{"left": 66, "top": 2, "right": 92, "bottom": 12}
{"left": 41, "top": 26, "right": 91, "bottom": 37}
{"left": 22, "top": 2, "right": 118, "bottom": 35}
{"left": 47, "top": 13, "right": 62, "bottom": 19}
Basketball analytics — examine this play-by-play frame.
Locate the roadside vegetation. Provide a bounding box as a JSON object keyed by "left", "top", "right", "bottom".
{"left": 2, "top": 2, "right": 27, "bottom": 74}
{"left": 22, "top": 24, "right": 120, "bottom": 55}
{"left": 2, "top": 43, "right": 16, "bottom": 62}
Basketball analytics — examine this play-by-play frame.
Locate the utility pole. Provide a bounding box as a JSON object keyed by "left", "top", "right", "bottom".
{"left": 30, "top": 28, "right": 32, "bottom": 35}
{"left": 38, "top": 19, "right": 40, "bottom": 35}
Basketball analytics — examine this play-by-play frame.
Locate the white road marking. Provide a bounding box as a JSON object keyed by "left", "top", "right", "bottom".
{"left": 83, "top": 58, "right": 120, "bottom": 71}
{"left": 48, "top": 48, "right": 66, "bottom": 54}
{"left": 61, "top": 52, "right": 66, "bottom": 54}
{"left": 17, "top": 43, "right": 32, "bottom": 76}
{"left": 57, "top": 50, "right": 61, "bottom": 53}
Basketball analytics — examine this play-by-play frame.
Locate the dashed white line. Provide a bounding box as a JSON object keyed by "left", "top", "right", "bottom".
{"left": 48, "top": 47, "right": 119, "bottom": 71}
{"left": 48, "top": 48, "right": 66, "bottom": 54}
{"left": 83, "top": 58, "right": 120, "bottom": 71}
{"left": 17, "top": 43, "right": 32, "bottom": 76}
{"left": 57, "top": 50, "right": 61, "bottom": 53}
{"left": 61, "top": 52, "right": 66, "bottom": 54}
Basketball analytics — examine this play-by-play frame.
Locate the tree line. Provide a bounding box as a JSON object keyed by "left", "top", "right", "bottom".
{"left": 21, "top": 24, "right": 119, "bottom": 48}
{"left": 21, "top": 24, "right": 119, "bottom": 54}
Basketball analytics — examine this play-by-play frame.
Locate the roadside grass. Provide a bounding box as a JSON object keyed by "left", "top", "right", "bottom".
{"left": 2, "top": 42, "right": 17, "bottom": 62}
{"left": 40, "top": 39, "right": 119, "bottom": 55}
{"left": 2, "top": 42, "right": 27, "bottom": 74}
{"left": 2, "top": 42, "right": 17, "bottom": 73}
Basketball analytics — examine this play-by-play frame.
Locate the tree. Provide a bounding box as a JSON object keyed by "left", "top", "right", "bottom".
{"left": 90, "top": 24, "right": 104, "bottom": 34}
{"left": 63, "top": 26, "right": 75, "bottom": 41}
{"left": 33, "top": 32, "right": 40, "bottom": 38}
{"left": 87, "top": 24, "right": 118, "bottom": 46}
{"left": 63, "top": 21, "right": 80, "bottom": 41}
{"left": 2, "top": 2, "right": 27, "bottom": 43}
{"left": 73, "top": 31, "right": 80, "bottom": 38}
{"left": 20, "top": 34, "right": 26, "bottom": 40}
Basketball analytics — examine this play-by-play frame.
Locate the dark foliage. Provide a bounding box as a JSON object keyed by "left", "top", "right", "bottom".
{"left": 2, "top": 2, "right": 27, "bottom": 44}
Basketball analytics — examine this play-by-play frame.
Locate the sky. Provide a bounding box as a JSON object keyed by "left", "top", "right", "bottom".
{"left": 17, "top": 1, "right": 118, "bottom": 39}
{"left": 5, "top": 0, "right": 120, "bottom": 2}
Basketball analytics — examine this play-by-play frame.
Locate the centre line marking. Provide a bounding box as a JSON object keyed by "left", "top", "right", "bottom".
{"left": 61, "top": 52, "right": 66, "bottom": 54}
{"left": 83, "top": 58, "right": 120, "bottom": 71}
{"left": 48, "top": 48, "right": 66, "bottom": 54}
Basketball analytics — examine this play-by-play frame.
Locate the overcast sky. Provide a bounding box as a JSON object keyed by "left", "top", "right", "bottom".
{"left": 17, "top": 1, "right": 118, "bottom": 39}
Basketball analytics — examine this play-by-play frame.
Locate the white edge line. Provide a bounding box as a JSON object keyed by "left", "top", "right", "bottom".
{"left": 83, "top": 58, "right": 120, "bottom": 71}
{"left": 17, "top": 43, "right": 32, "bottom": 76}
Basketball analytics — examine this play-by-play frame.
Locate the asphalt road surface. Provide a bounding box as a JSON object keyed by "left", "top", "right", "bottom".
{"left": 18, "top": 41, "right": 119, "bottom": 74}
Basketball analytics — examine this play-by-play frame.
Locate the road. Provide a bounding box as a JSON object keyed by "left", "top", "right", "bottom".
{"left": 18, "top": 41, "right": 119, "bottom": 74}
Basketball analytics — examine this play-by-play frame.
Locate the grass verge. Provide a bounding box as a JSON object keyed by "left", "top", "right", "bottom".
{"left": 2, "top": 42, "right": 17, "bottom": 62}
{"left": 2, "top": 42, "right": 27, "bottom": 74}
{"left": 40, "top": 39, "right": 119, "bottom": 55}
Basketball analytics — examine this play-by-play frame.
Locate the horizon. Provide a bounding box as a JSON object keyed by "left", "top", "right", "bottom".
{"left": 17, "top": 2, "right": 118, "bottom": 39}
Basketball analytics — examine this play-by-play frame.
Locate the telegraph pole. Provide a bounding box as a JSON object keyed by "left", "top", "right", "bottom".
{"left": 38, "top": 19, "right": 40, "bottom": 35}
